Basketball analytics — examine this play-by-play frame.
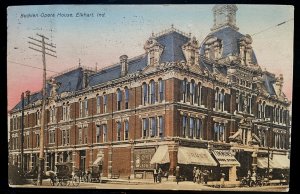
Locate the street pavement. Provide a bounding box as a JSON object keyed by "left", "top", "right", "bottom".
{"left": 10, "top": 179, "right": 289, "bottom": 192}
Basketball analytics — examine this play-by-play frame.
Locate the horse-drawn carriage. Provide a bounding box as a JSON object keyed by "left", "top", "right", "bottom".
{"left": 52, "top": 162, "right": 80, "bottom": 186}
{"left": 86, "top": 164, "right": 101, "bottom": 183}
{"left": 24, "top": 162, "right": 80, "bottom": 186}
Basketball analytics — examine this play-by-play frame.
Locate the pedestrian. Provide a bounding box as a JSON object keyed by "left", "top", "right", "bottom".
{"left": 158, "top": 168, "right": 162, "bottom": 183}
{"left": 220, "top": 171, "right": 225, "bottom": 188}
{"left": 175, "top": 166, "right": 180, "bottom": 184}
{"left": 195, "top": 167, "right": 200, "bottom": 184}
{"left": 192, "top": 167, "right": 197, "bottom": 183}
{"left": 153, "top": 168, "right": 158, "bottom": 183}
{"left": 203, "top": 170, "right": 208, "bottom": 184}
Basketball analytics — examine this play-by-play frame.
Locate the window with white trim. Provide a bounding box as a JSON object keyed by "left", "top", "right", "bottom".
{"left": 124, "top": 120, "right": 129, "bottom": 140}
{"left": 96, "top": 125, "right": 101, "bottom": 143}
{"left": 84, "top": 98, "right": 88, "bottom": 116}
{"left": 62, "top": 129, "right": 70, "bottom": 145}
{"left": 96, "top": 95, "right": 101, "bottom": 114}
{"left": 158, "top": 116, "right": 164, "bottom": 138}
{"left": 142, "top": 118, "right": 149, "bottom": 138}
{"left": 103, "top": 93, "right": 107, "bottom": 113}
{"left": 142, "top": 83, "right": 148, "bottom": 106}
{"left": 79, "top": 100, "right": 83, "bottom": 118}
{"left": 125, "top": 87, "right": 129, "bottom": 109}
{"left": 158, "top": 79, "right": 164, "bottom": 103}
{"left": 49, "top": 130, "right": 55, "bottom": 144}
{"left": 149, "top": 80, "right": 155, "bottom": 104}
{"left": 117, "top": 88, "right": 122, "bottom": 111}
{"left": 117, "top": 122, "right": 121, "bottom": 141}
{"left": 150, "top": 117, "right": 157, "bottom": 137}
{"left": 214, "top": 123, "right": 225, "bottom": 142}
{"left": 103, "top": 124, "right": 107, "bottom": 142}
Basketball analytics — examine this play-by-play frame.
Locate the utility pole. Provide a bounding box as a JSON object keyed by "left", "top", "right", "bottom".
{"left": 28, "top": 34, "right": 56, "bottom": 185}
{"left": 20, "top": 92, "right": 24, "bottom": 173}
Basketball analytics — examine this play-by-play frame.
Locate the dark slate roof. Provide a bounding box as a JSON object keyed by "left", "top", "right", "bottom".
{"left": 88, "top": 54, "right": 148, "bottom": 87}
{"left": 12, "top": 92, "right": 43, "bottom": 111}
{"left": 262, "top": 73, "right": 276, "bottom": 96}
{"left": 200, "top": 26, "right": 258, "bottom": 64}
{"left": 11, "top": 68, "right": 83, "bottom": 111}
{"left": 54, "top": 68, "right": 83, "bottom": 94}
{"left": 155, "top": 31, "right": 190, "bottom": 63}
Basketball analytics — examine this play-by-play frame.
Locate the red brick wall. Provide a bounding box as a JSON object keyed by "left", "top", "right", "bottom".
{"left": 111, "top": 147, "right": 131, "bottom": 177}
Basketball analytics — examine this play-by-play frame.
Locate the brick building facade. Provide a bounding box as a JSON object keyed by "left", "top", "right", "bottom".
{"left": 9, "top": 5, "right": 290, "bottom": 182}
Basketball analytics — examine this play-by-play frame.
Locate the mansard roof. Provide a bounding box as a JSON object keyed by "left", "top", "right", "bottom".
{"left": 200, "top": 26, "right": 258, "bottom": 64}
{"left": 89, "top": 54, "right": 148, "bottom": 87}
{"left": 11, "top": 68, "right": 84, "bottom": 111}
{"left": 262, "top": 73, "right": 276, "bottom": 96}
{"left": 155, "top": 31, "right": 190, "bottom": 63}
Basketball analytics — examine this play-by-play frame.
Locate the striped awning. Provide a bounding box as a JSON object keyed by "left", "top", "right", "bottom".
{"left": 257, "top": 155, "right": 290, "bottom": 169}
{"left": 212, "top": 150, "right": 241, "bottom": 167}
{"left": 150, "top": 145, "right": 170, "bottom": 164}
{"left": 178, "top": 147, "right": 217, "bottom": 166}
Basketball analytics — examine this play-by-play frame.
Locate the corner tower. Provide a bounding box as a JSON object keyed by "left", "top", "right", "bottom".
{"left": 211, "top": 4, "right": 239, "bottom": 31}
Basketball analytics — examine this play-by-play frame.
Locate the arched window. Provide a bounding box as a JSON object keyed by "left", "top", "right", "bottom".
{"left": 124, "top": 87, "right": 129, "bottom": 109}
{"left": 103, "top": 124, "right": 107, "bottom": 142}
{"left": 149, "top": 80, "right": 155, "bottom": 104}
{"left": 189, "top": 117, "right": 194, "bottom": 137}
{"left": 258, "top": 100, "right": 262, "bottom": 119}
{"left": 142, "top": 82, "right": 148, "bottom": 105}
{"left": 262, "top": 101, "right": 266, "bottom": 118}
{"left": 158, "top": 78, "right": 165, "bottom": 102}
{"left": 117, "top": 88, "right": 122, "bottom": 111}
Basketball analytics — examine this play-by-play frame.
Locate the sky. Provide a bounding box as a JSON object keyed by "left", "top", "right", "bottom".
{"left": 7, "top": 4, "right": 294, "bottom": 111}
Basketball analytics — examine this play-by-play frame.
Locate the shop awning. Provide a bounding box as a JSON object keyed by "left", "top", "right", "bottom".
{"left": 178, "top": 147, "right": 217, "bottom": 166}
{"left": 272, "top": 154, "right": 290, "bottom": 169}
{"left": 212, "top": 150, "right": 241, "bottom": 167}
{"left": 150, "top": 145, "right": 170, "bottom": 164}
{"left": 93, "top": 156, "right": 103, "bottom": 165}
{"left": 257, "top": 156, "right": 289, "bottom": 169}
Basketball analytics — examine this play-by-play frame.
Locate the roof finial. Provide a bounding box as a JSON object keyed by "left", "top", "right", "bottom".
{"left": 188, "top": 32, "right": 191, "bottom": 37}
{"left": 151, "top": 32, "right": 155, "bottom": 37}
{"left": 95, "top": 62, "right": 98, "bottom": 71}
{"left": 171, "top": 24, "right": 174, "bottom": 29}
{"left": 79, "top": 58, "right": 81, "bottom": 67}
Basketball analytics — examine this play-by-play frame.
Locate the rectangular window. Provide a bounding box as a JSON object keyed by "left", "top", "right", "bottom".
{"left": 182, "top": 116, "right": 187, "bottom": 137}
{"left": 103, "top": 124, "right": 107, "bottom": 142}
{"left": 103, "top": 95, "right": 107, "bottom": 113}
{"left": 26, "top": 135, "right": 30, "bottom": 148}
{"left": 49, "top": 130, "right": 55, "bottom": 144}
{"left": 96, "top": 96, "right": 101, "bottom": 114}
{"left": 117, "top": 122, "right": 121, "bottom": 141}
{"left": 78, "top": 128, "right": 82, "bottom": 144}
{"left": 158, "top": 116, "right": 164, "bottom": 138}
{"left": 117, "top": 90, "right": 122, "bottom": 111}
{"left": 150, "top": 117, "right": 157, "bottom": 137}
{"left": 125, "top": 88, "right": 129, "bottom": 109}
{"left": 196, "top": 118, "right": 201, "bottom": 139}
{"left": 63, "top": 106, "right": 66, "bottom": 121}
{"left": 150, "top": 81, "right": 155, "bottom": 104}
{"left": 159, "top": 80, "right": 164, "bottom": 102}
{"left": 142, "top": 118, "right": 149, "bottom": 138}
{"left": 36, "top": 134, "right": 40, "bottom": 147}
{"left": 79, "top": 101, "right": 83, "bottom": 117}
{"left": 142, "top": 84, "right": 147, "bottom": 105}
{"left": 189, "top": 117, "right": 194, "bottom": 137}
{"left": 124, "top": 120, "right": 129, "bottom": 140}
{"left": 96, "top": 125, "right": 101, "bottom": 143}
{"left": 84, "top": 99, "right": 88, "bottom": 116}
{"left": 84, "top": 127, "right": 88, "bottom": 144}
{"left": 182, "top": 80, "right": 187, "bottom": 102}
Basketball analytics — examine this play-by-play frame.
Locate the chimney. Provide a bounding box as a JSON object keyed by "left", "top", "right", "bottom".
{"left": 25, "top": 90, "right": 30, "bottom": 104}
{"left": 120, "top": 55, "right": 128, "bottom": 76}
{"left": 83, "top": 71, "right": 89, "bottom": 88}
